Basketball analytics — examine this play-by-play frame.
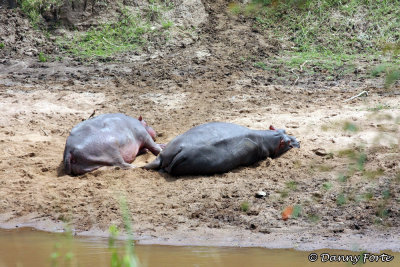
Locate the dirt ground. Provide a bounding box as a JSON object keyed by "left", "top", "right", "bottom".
{"left": 0, "top": 1, "right": 399, "bottom": 252}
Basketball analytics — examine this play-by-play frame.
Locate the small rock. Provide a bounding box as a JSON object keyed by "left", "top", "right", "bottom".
{"left": 255, "top": 190, "right": 267, "bottom": 198}
{"left": 312, "top": 148, "right": 328, "bottom": 156}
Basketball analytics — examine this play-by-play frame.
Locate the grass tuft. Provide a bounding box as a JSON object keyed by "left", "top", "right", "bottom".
{"left": 240, "top": 201, "right": 250, "bottom": 212}
{"left": 38, "top": 51, "right": 48, "bottom": 62}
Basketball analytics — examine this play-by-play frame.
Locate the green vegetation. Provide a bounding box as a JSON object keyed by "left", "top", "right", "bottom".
{"left": 285, "top": 181, "right": 297, "bottom": 191}
{"left": 363, "top": 191, "right": 374, "bottom": 201}
{"left": 161, "top": 20, "right": 174, "bottom": 30}
{"left": 292, "top": 205, "right": 301, "bottom": 218}
{"left": 337, "top": 173, "right": 348, "bottom": 183}
{"left": 367, "top": 103, "right": 391, "bottom": 112}
{"left": 363, "top": 168, "right": 384, "bottom": 179}
{"left": 17, "top": 1, "right": 174, "bottom": 60}
{"left": 308, "top": 213, "right": 320, "bottom": 223}
{"left": 109, "top": 197, "right": 140, "bottom": 267}
{"left": 375, "top": 205, "right": 389, "bottom": 220}
{"left": 279, "top": 190, "right": 288, "bottom": 198}
{"left": 59, "top": 7, "right": 149, "bottom": 59}
{"left": 38, "top": 51, "right": 48, "bottom": 62}
{"left": 109, "top": 224, "right": 139, "bottom": 267}
{"left": 230, "top": 0, "right": 400, "bottom": 87}
{"left": 240, "top": 201, "right": 250, "bottom": 212}
{"left": 343, "top": 121, "right": 358, "bottom": 133}
{"left": 0, "top": 43, "right": 4, "bottom": 49}
{"left": 322, "top": 182, "right": 333, "bottom": 190}
{"left": 49, "top": 197, "right": 140, "bottom": 267}
{"left": 245, "top": 0, "right": 400, "bottom": 54}
{"left": 49, "top": 224, "right": 76, "bottom": 267}
{"left": 382, "top": 189, "right": 391, "bottom": 200}
{"left": 372, "top": 63, "right": 400, "bottom": 89}
{"left": 21, "top": 0, "right": 63, "bottom": 26}
{"left": 317, "top": 164, "right": 334, "bottom": 172}
{"left": 337, "top": 148, "right": 357, "bottom": 158}
{"left": 336, "top": 193, "right": 347, "bottom": 206}
{"left": 253, "top": 61, "right": 267, "bottom": 70}
{"left": 58, "top": 2, "right": 173, "bottom": 59}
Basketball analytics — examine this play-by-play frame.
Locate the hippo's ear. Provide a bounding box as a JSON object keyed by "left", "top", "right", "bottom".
{"left": 138, "top": 115, "right": 143, "bottom": 121}
{"left": 269, "top": 125, "right": 276, "bottom": 131}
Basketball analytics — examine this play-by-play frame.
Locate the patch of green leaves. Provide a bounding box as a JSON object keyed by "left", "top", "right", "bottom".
{"left": 240, "top": 201, "right": 250, "bottom": 212}
{"left": 382, "top": 189, "right": 391, "bottom": 200}
{"left": 292, "top": 204, "right": 302, "bottom": 218}
{"left": 161, "top": 20, "right": 173, "bottom": 29}
{"left": 308, "top": 213, "right": 320, "bottom": 223}
{"left": 0, "top": 43, "right": 4, "bottom": 49}
{"left": 253, "top": 61, "right": 267, "bottom": 70}
{"left": 285, "top": 181, "right": 297, "bottom": 191}
{"left": 322, "top": 182, "right": 333, "bottom": 190}
{"left": 38, "top": 51, "right": 48, "bottom": 62}
{"left": 338, "top": 173, "right": 348, "bottom": 183}
{"left": 356, "top": 153, "right": 367, "bottom": 171}
{"left": 336, "top": 193, "right": 347, "bottom": 206}
{"left": 376, "top": 206, "right": 389, "bottom": 219}
{"left": 343, "top": 121, "right": 358, "bottom": 133}
{"left": 364, "top": 191, "right": 374, "bottom": 201}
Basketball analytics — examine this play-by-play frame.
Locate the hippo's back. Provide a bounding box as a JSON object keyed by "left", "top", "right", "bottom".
{"left": 167, "top": 122, "right": 253, "bottom": 148}
{"left": 69, "top": 113, "right": 137, "bottom": 137}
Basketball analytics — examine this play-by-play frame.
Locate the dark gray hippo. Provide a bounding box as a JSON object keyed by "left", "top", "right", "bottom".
{"left": 63, "top": 113, "right": 163, "bottom": 175}
{"left": 144, "top": 122, "right": 300, "bottom": 176}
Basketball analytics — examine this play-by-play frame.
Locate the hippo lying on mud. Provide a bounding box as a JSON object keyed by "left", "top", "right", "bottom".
{"left": 144, "top": 122, "right": 300, "bottom": 176}
{"left": 63, "top": 113, "right": 163, "bottom": 175}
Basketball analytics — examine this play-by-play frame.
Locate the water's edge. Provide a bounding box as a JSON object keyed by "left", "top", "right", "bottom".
{"left": 1, "top": 214, "right": 399, "bottom": 253}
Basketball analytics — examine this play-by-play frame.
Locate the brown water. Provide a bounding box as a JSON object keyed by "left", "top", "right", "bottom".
{"left": 0, "top": 228, "right": 398, "bottom": 267}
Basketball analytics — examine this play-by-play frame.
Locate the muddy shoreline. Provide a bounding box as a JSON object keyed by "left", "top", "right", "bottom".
{"left": 1, "top": 220, "right": 399, "bottom": 253}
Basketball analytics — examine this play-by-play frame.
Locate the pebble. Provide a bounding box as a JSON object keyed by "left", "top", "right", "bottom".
{"left": 255, "top": 190, "right": 267, "bottom": 198}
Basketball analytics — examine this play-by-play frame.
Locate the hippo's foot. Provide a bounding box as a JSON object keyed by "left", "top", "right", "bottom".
{"left": 118, "top": 162, "right": 136, "bottom": 170}
{"left": 137, "top": 148, "right": 149, "bottom": 155}
{"left": 159, "top": 143, "right": 167, "bottom": 150}
{"left": 143, "top": 157, "right": 161, "bottom": 170}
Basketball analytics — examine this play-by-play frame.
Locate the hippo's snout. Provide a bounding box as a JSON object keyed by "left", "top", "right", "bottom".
{"left": 289, "top": 137, "right": 300, "bottom": 148}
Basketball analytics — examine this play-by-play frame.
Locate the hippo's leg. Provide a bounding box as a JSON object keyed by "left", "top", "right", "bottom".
{"left": 143, "top": 137, "right": 163, "bottom": 156}
{"left": 137, "top": 143, "right": 164, "bottom": 156}
{"left": 137, "top": 148, "right": 149, "bottom": 155}
{"left": 70, "top": 143, "right": 136, "bottom": 174}
{"left": 119, "top": 142, "right": 140, "bottom": 163}
{"left": 116, "top": 162, "right": 136, "bottom": 169}
{"left": 144, "top": 156, "right": 162, "bottom": 170}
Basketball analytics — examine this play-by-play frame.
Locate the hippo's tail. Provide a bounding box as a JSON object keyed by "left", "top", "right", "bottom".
{"left": 144, "top": 156, "right": 161, "bottom": 170}
{"left": 63, "top": 149, "right": 73, "bottom": 175}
